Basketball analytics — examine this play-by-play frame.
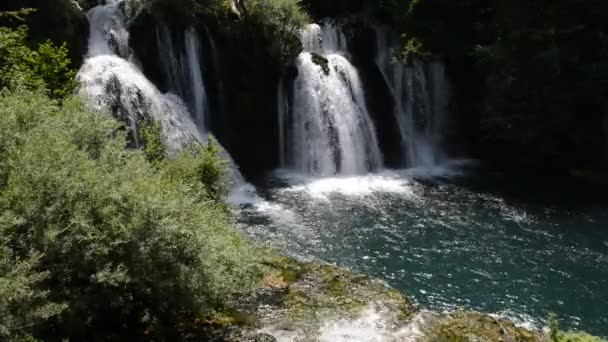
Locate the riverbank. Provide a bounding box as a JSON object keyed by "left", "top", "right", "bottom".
{"left": 200, "top": 255, "right": 602, "bottom": 341}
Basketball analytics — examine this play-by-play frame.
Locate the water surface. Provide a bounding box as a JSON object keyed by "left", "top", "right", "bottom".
{"left": 238, "top": 165, "right": 608, "bottom": 336}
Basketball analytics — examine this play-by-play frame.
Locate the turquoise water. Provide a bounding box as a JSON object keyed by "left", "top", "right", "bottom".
{"left": 239, "top": 166, "right": 608, "bottom": 336}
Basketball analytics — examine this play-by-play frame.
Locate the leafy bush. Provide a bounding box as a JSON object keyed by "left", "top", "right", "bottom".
{"left": 159, "top": 136, "right": 231, "bottom": 203}
{"left": 0, "top": 248, "right": 65, "bottom": 341}
{"left": 0, "top": 89, "right": 263, "bottom": 340}
{"left": 0, "top": 26, "right": 76, "bottom": 99}
{"left": 245, "top": 0, "right": 310, "bottom": 62}
{"left": 549, "top": 314, "right": 606, "bottom": 342}
{"left": 139, "top": 120, "right": 167, "bottom": 166}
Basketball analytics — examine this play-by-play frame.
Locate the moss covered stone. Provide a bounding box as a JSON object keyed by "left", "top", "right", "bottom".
{"left": 310, "top": 52, "right": 330, "bottom": 75}
{"left": 422, "top": 311, "right": 543, "bottom": 342}
{"left": 209, "top": 255, "right": 417, "bottom": 340}
{"left": 166, "top": 253, "right": 605, "bottom": 341}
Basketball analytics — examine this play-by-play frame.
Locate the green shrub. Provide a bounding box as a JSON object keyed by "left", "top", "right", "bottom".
{"left": 0, "top": 26, "right": 75, "bottom": 100}
{"left": 245, "top": 0, "right": 310, "bottom": 62}
{"left": 0, "top": 248, "right": 65, "bottom": 341}
{"left": 0, "top": 89, "right": 262, "bottom": 340}
{"left": 30, "top": 40, "right": 76, "bottom": 100}
{"left": 159, "top": 136, "right": 231, "bottom": 203}
{"left": 139, "top": 120, "right": 167, "bottom": 166}
{"left": 549, "top": 314, "right": 606, "bottom": 342}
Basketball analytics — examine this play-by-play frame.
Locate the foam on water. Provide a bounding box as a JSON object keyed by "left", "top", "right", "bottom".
{"left": 489, "top": 311, "right": 543, "bottom": 332}
{"left": 260, "top": 307, "right": 433, "bottom": 342}
{"left": 239, "top": 164, "right": 608, "bottom": 336}
{"left": 318, "top": 307, "right": 402, "bottom": 342}
{"left": 258, "top": 305, "right": 546, "bottom": 342}
{"left": 276, "top": 170, "right": 416, "bottom": 201}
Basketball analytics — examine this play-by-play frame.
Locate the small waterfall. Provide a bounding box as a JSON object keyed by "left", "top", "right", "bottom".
{"left": 281, "top": 22, "right": 383, "bottom": 176}
{"left": 156, "top": 25, "right": 210, "bottom": 133}
{"left": 78, "top": 2, "right": 202, "bottom": 153}
{"left": 78, "top": 2, "right": 259, "bottom": 204}
{"left": 374, "top": 28, "right": 451, "bottom": 168}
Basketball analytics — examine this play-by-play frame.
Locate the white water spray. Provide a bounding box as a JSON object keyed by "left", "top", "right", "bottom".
{"left": 78, "top": 2, "right": 263, "bottom": 205}
{"left": 78, "top": 2, "right": 202, "bottom": 153}
{"left": 280, "top": 22, "right": 383, "bottom": 176}
{"left": 375, "top": 28, "right": 451, "bottom": 168}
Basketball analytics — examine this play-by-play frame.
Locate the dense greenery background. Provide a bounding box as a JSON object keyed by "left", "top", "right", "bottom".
{"left": 384, "top": 0, "right": 608, "bottom": 172}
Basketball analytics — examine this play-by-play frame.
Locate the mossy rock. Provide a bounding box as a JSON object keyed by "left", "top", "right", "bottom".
{"left": 311, "top": 52, "right": 330, "bottom": 75}
{"left": 554, "top": 331, "right": 607, "bottom": 342}
{"left": 221, "top": 255, "right": 417, "bottom": 339}
{"left": 422, "top": 311, "right": 543, "bottom": 342}
{"left": 207, "top": 255, "right": 605, "bottom": 341}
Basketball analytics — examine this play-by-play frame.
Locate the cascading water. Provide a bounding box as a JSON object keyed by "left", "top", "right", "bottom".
{"left": 78, "top": 1, "right": 260, "bottom": 204}
{"left": 280, "top": 22, "right": 383, "bottom": 176}
{"left": 156, "top": 25, "right": 209, "bottom": 133}
{"left": 77, "top": 1, "right": 202, "bottom": 152}
{"left": 374, "top": 28, "right": 451, "bottom": 168}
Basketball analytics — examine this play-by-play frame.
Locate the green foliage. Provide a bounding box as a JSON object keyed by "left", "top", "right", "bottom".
{"left": 198, "top": 137, "right": 231, "bottom": 201}
{"left": 139, "top": 120, "right": 167, "bottom": 166}
{"left": 0, "top": 89, "right": 262, "bottom": 340}
{"left": 549, "top": 314, "right": 606, "bottom": 342}
{"left": 0, "top": 249, "right": 65, "bottom": 341}
{"left": 130, "top": 0, "right": 234, "bottom": 26}
{"left": 555, "top": 332, "right": 608, "bottom": 342}
{"left": 245, "top": 0, "right": 310, "bottom": 62}
{"left": 160, "top": 137, "right": 230, "bottom": 202}
{"left": 195, "top": 0, "right": 235, "bottom": 22}
{"left": 422, "top": 311, "right": 540, "bottom": 342}
{"left": 0, "top": 26, "right": 44, "bottom": 91}
{"left": 396, "top": 0, "right": 608, "bottom": 167}
{"left": 0, "top": 8, "right": 37, "bottom": 25}
{"left": 31, "top": 40, "right": 77, "bottom": 100}
{"left": 0, "top": 26, "right": 76, "bottom": 100}
{"left": 400, "top": 34, "right": 430, "bottom": 63}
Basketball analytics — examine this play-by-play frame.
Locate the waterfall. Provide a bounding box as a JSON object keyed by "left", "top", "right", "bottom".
{"left": 77, "top": 2, "right": 202, "bottom": 153}
{"left": 374, "top": 28, "right": 451, "bottom": 168}
{"left": 280, "top": 22, "right": 383, "bottom": 176}
{"left": 156, "top": 25, "right": 210, "bottom": 133}
{"left": 78, "top": 2, "right": 259, "bottom": 204}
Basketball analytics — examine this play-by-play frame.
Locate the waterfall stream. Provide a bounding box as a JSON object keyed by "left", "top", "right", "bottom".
{"left": 374, "top": 28, "right": 451, "bottom": 168}
{"left": 77, "top": 2, "right": 202, "bottom": 153}
{"left": 78, "top": 1, "right": 259, "bottom": 203}
{"left": 280, "top": 22, "right": 383, "bottom": 176}
{"left": 156, "top": 25, "right": 209, "bottom": 134}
